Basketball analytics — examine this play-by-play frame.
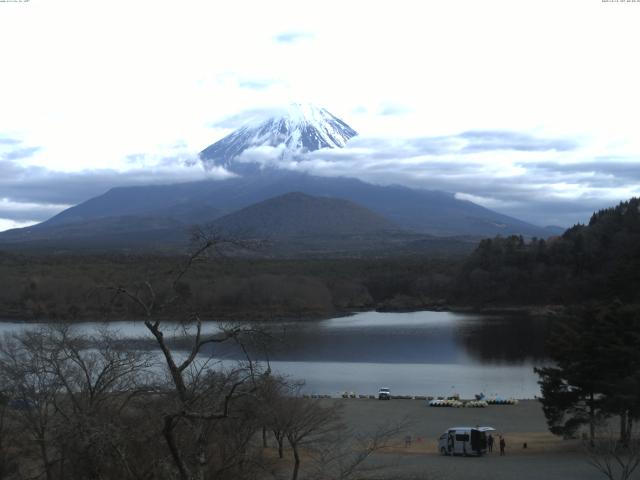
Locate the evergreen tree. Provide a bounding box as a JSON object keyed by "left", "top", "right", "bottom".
{"left": 536, "top": 304, "right": 640, "bottom": 444}
{"left": 535, "top": 308, "right": 605, "bottom": 443}
{"left": 595, "top": 303, "right": 640, "bottom": 446}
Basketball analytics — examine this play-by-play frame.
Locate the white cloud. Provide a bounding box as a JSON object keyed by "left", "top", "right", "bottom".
{"left": 0, "top": 0, "right": 639, "bottom": 230}
{"left": 0, "top": 218, "right": 38, "bottom": 232}
{"left": 454, "top": 193, "right": 520, "bottom": 210}
{"left": 224, "top": 131, "right": 640, "bottom": 226}
{"left": 0, "top": 198, "right": 71, "bottom": 213}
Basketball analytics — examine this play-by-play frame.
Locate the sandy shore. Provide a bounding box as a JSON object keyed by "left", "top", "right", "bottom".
{"left": 324, "top": 399, "right": 602, "bottom": 480}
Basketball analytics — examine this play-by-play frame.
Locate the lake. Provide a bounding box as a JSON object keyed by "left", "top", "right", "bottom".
{"left": 0, "top": 310, "right": 551, "bottom": 399}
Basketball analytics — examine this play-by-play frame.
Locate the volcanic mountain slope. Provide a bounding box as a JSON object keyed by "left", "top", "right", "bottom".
{"left": 0, "top": 215, "right": 187, "bottom": 252}
{"left": 0, "top": 171, "right": 560, "bottom": 251}
{"left": 200, "top": 103, "right": 358, "bottom": 173}
{"left": 210, "top": 192, "right": 399, "bottom": 238}
{"left": 0, "top": 103, "right": 562, "bottom": 251}
{"left": 0, "top": 190, "right": 481, "bottom": 257}
{"left": 16, "top": 170, "right": 556, "bottom": 238}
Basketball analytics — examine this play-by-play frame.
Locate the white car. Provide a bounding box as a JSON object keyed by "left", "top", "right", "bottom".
{"left": 378, "top": 388, "right": 391, "bottom": 400}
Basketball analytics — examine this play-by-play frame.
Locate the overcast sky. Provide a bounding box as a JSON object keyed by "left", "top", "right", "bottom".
{"left": 1, "top": 0, "right": 639, "bottom": 231}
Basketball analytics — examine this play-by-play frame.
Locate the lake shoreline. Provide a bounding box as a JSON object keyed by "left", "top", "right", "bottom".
{"left": 0, "top": 303, "right": 566, "bottom": 324}
{"left": 1, "top": 310, "right": 547, "bottom": 399}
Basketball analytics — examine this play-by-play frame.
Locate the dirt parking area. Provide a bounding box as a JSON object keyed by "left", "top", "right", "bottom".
{"left": 325, "top": 399, "right": 603, "bottom": 480}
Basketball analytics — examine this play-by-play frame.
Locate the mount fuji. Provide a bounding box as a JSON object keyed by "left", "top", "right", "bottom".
{"left": 199, "top": 103, "right": 358, "bottom": 173}
{"left": 0, "top": 104, "right": 563, "bottom": 254}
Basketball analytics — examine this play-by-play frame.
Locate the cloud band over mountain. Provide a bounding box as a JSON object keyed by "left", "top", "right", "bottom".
{"left": 1, "top": 128, "right": 638, "bottom": 231}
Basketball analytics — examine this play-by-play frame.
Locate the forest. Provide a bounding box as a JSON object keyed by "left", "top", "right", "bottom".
{"left": 455, "top": 197, "right": 640, "bottom": 306}
{"left": 0, "top": 253, "right": 457, "bottom": 322}
{"left": 1, "top": 198, "right": 639, "bottom": 322}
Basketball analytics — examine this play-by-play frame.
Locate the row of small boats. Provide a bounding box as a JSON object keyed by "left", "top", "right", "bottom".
{"left": 429, "top": 398, "right": 519, "bottom": 407}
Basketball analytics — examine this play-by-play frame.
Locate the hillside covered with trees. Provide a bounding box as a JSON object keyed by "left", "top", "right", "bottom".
{"left": 454, "top": 197, "right": 640, "bottom": 306}
{"left": 1, "top": 198, "right": 639, "bottom": 321}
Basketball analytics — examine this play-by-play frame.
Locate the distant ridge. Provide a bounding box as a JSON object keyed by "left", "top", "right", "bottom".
{"left": 210, "top": 192, "right": 399, "bottom": 238}
{"left": 0, "top": 171, "right": 559, "bottom": 251}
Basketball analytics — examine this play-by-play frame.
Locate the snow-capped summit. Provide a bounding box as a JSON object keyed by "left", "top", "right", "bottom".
{"left": 199, "top": 103, "right": 358, "bottom": 173}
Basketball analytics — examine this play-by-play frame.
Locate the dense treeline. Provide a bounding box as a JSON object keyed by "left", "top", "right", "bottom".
{"left": 455, "top": 198, "right": 640, "bottom": 305}
{"left": 0, "top": 254, "right": 457, "bottom": 321}
{"left": 2, "top": 198, "right": 640, "bottom": 321}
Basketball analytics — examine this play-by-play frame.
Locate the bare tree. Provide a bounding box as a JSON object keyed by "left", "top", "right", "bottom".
{"left": 111, "top": 229, "right": 267, "bottom": 480}
{"left": 307, "top": 420, "right": 407, "bottom": 480}
{"left": 0, "top": 330, "right": 63, "bottom": 480}
{"left": 0, "top": 389, "right": 18, "bottom": 479}
{"left": 282, "top": 397, "right": 342, "bottom": 480}
{"left": 258, "top": 378, "right": 407, "bottom": 480}
{"left": 0, "top": 326, "right": 154, "bottom": 480}
{"left": 254, "top": 373, "right": 299, "bottom": 459}
{"left": 44, "top": 326, "right": 153, "bottom": 480}
{"left": 585, "top": 425, "right": 640, "bottom": 480}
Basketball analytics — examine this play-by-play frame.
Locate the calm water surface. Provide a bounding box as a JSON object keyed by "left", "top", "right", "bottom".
{"left": 0, "top": 311, "right": 551, "bottom": 398}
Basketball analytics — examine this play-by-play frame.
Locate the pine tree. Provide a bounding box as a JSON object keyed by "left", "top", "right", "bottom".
{"left": 536, "top": 304, "right": 640, "bottom": 444}
{"left": 535, "top": 308, "right": 605, "bottom": 443}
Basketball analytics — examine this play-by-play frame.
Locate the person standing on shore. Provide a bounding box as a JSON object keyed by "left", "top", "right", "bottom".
{"left": 499, "top": 436, "right": 506, "bottom": 456}
{"left": 487, "top": 434, "right": 494, "bottom": 453}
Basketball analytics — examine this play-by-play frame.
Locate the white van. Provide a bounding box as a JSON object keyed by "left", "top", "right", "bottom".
{"left": 437, "top": 426, "right": 495, "bottom": 456}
